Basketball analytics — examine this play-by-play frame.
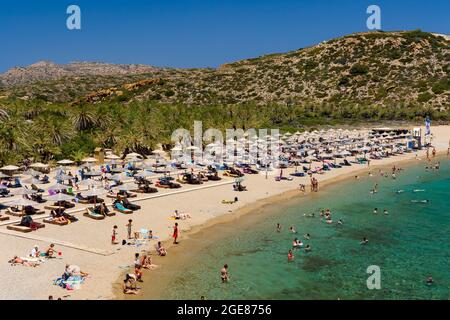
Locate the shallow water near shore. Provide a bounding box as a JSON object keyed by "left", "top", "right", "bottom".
{"left": 141, "top": 159, "right": 450, "bottom": 300}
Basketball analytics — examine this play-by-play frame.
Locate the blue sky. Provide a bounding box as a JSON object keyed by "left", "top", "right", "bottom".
{"left": 0, "top": 0, "right": 449, "bottom": 72}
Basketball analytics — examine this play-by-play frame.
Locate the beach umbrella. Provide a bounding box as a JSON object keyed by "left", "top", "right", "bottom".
{"left": 5, "top": 197, "right": 39, "bottom": 216}
{"left": 79, "top": 178, "right": 103, "bottom": 187}
{"left": 84, "top": 170, "right": 102, "bottom": 177}
{"left": 45, "top": 193, "right": 74, "bottom": 202}
{"left": 46, "top": 183, "right": 69, "bottom": 191}
{"left": 105, "top": 154, "right": 121, "bottom": 160}
{"left": 82, "top": 157, "right": 98, "bottom": 163}
{"left": 134, "top": 171, "right": 154, "bottom": 178}
{"left": 29, "top": 163, "right": 49, "bottom": 169}
{"left": 22, "top": 177, "right": 43, "bottom": 185}
{"left": 113, "top": 184, "right": 138, "bottom": 192}
{"left": 0, "top": 172, "right": 11, "bottom": 179}
{"left": 9, "top": 187, "right": 36, "bottom": 196}
{"left": 126, "top": 153, "right": 142, "bottom": 159}
{"left": 56, "top": 174, "right": 75, "bottom": 181}
{"left": 0, "top": 165, "right": 19, "bottom": 171}
{"left": 57, "top": 159, "right": 75, "bottom": 165}
{"left": 80, "top": 188, "right": 108, "bottom": 206}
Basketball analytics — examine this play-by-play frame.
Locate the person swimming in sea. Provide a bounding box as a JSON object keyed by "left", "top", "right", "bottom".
{"left": 305, "top": 244, "right": 312, "bottom": 252}
{"left": 373, "top": 208, "right": 378, "bottom": 214}
{"left": 304, "top": 233, "right": 311, "bottom": 240}
{"left": 337, "top": 219, "right": 343, "bottom": 225}
{"left": 383, "top": 209, "right": 388, "bottom": 215}
{"left": 288, "top": 250, "right": 294, "bottom": 262}
{"left": 360, "top": 237, "right": 369, "bottom": 245}
{"left": 411, "top": 200, "right": 429, "bottom": 203}
{"left": 289, "top": 226, "right": 297, "bottom": 234}
{"left": 276, "top": 223, "right": 282, "bottom": 233}
{"left": 426, "top": 276, "right": 433, "bottom": 286}
{"left": 293, "top": 238, "right": 303, "bottom": 248}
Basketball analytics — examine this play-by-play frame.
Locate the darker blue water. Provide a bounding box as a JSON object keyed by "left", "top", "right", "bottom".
{"left": 160, "top": 159, "right": 450, "bottom": 300}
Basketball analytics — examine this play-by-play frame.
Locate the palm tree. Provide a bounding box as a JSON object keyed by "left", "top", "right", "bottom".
{"left": 70, "top": 107, "right": 97, "bottom": 131}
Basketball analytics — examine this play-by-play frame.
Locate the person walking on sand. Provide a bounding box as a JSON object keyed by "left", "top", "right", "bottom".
{"left": 111, "top": 225, "right": 118, "bottom": 244}
{"left": 173, "top": 222, "right": 179, "bottom": 244}
{"left": 126, "top": 219, "right": 133, "bottom": 240}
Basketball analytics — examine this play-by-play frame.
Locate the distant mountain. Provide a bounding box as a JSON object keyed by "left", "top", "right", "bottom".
{"left": 1, "top": 30, "right": 449, "bottom": 107}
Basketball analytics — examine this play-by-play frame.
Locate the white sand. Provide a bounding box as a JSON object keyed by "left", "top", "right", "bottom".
{"left": 0, "top": 125, "right": 448, "bottom": 300}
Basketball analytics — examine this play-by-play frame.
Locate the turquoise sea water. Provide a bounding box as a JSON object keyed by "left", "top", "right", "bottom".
{"left": 158, "top": 159, "right": 450, "bottom": 300}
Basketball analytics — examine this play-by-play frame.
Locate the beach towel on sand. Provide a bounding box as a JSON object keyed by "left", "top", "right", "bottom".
{"left": 114, "top": 202, "right": 127, "bottom": 211}
{"left": 54, "top": 276, "right": 85, "bottom": 290}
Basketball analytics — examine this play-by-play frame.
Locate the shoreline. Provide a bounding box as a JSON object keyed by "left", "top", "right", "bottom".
{"left": 0, "top": 125, "right": 447, "bottom": 300}
{"left": 117, "top": 151, "right": 444, "bottom": 300}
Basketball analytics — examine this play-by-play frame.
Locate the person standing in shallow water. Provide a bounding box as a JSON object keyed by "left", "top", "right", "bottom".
{"left": 221, "top": 264, "right": 229, "bottom": 283}
{"left": 173, "top": 222, "right": 179, "bottom": 244}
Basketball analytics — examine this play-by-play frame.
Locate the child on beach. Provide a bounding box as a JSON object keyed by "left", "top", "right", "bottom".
{"left": 173, "top": 222, "right": 179, "bottom": 244}
{"left": 126, "top": 219, "right": 133, "bottom": 239}
{"left": 112, "top": 225, "right": 118, "bottom": 244}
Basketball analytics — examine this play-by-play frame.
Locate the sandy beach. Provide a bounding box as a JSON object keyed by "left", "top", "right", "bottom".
{"left": 0, "top": 125, "right": 448, "bottom": 300}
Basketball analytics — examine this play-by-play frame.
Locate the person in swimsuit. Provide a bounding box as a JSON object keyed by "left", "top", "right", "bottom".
{"left": 173, "top": 222, "right": 179, "bottom": 244}
{"left": 276, "top": 223, "right": 282, "bottom": 233}
{"left": 360, "top": 237, "right": 369, "bottom": 245}
{"left": 305, "top": 244, "right": 312, "bottom": 252}
{"left": 288, "top": 250, "right": 294, "bottom": 261}
{"left": 221, "top": 264, "right": 229, "bottom": 283}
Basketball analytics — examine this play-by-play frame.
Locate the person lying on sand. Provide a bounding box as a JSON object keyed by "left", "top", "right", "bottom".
{"left": 9, "top": 256, "right": 39, "bottom": 267}
{"left": 173, "top": 210, "right": 191, "bottom": 220}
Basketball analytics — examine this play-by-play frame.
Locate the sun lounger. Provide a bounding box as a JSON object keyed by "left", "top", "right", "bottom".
{"left": 83, "top": 208, "right": 105, "bottom": 220}
{"left": 43, "top": 218, "right": 69, "bottom": 226}
{"left": 114, "top": 203, "right": 133, "bottom": 214}
{"left": 7, "top": 223, "right": 45, "bottom": 233}
{"left": 5, "top": 208, "right": 44, "bottom": 217}
{"left": 45, "top": 205, "right": 62, "bottom": 211}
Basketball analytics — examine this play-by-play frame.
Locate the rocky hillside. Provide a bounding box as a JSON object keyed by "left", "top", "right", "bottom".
{"left": 1, "top": 30, "right": 449, "bottom": 108}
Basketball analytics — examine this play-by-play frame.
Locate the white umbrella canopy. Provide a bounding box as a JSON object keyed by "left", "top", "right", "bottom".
{"left": 82, "top": 157, "right": 98, "bottom": 163}
{"left": 80, "top": 188, "right": 108, "bottom": 197}
{"left": 56, "top": 174, "right": 75, "bottom": 181}
{"left": 105, "top": 154, "right": 121, "bottom": 160}
{"left": 107, "top": 173, "right": 128, "bottom": 182}
{"left": 1, "top": 165, "right": 20, "bottom": 171}
{"left": 78, "top": 178, "right": 103, "bottom": 187}
{"left": 45, "top": 193, "right": 75, "bottom": 202}
{"left": 46, "top": 183, "right": 70, "bottom": 191}
{"left": 6, "top": 198, "right": 38, "bottom": 207}
{"left": 22, "top": 177, "right": 43, "bottom": 185}
{"left": 9, "top": 187, "right": 36, "bottom": 195}
{"left": 125, "top": 153, "right": 142, "bottom": 159}
{"left": 57, "top": 159, "right": 75, "bottom": 165}
{"left": 0, "top": 172, "right": 11, "bottom": 178}
{"left": 134, "top": 171, "right": 154, "bottom": 178}
{"left": 112, "top": 184, "right": 138, "bottom": 192}
{"left": 29, "top": 163, "right": 49, "bottom": 169}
